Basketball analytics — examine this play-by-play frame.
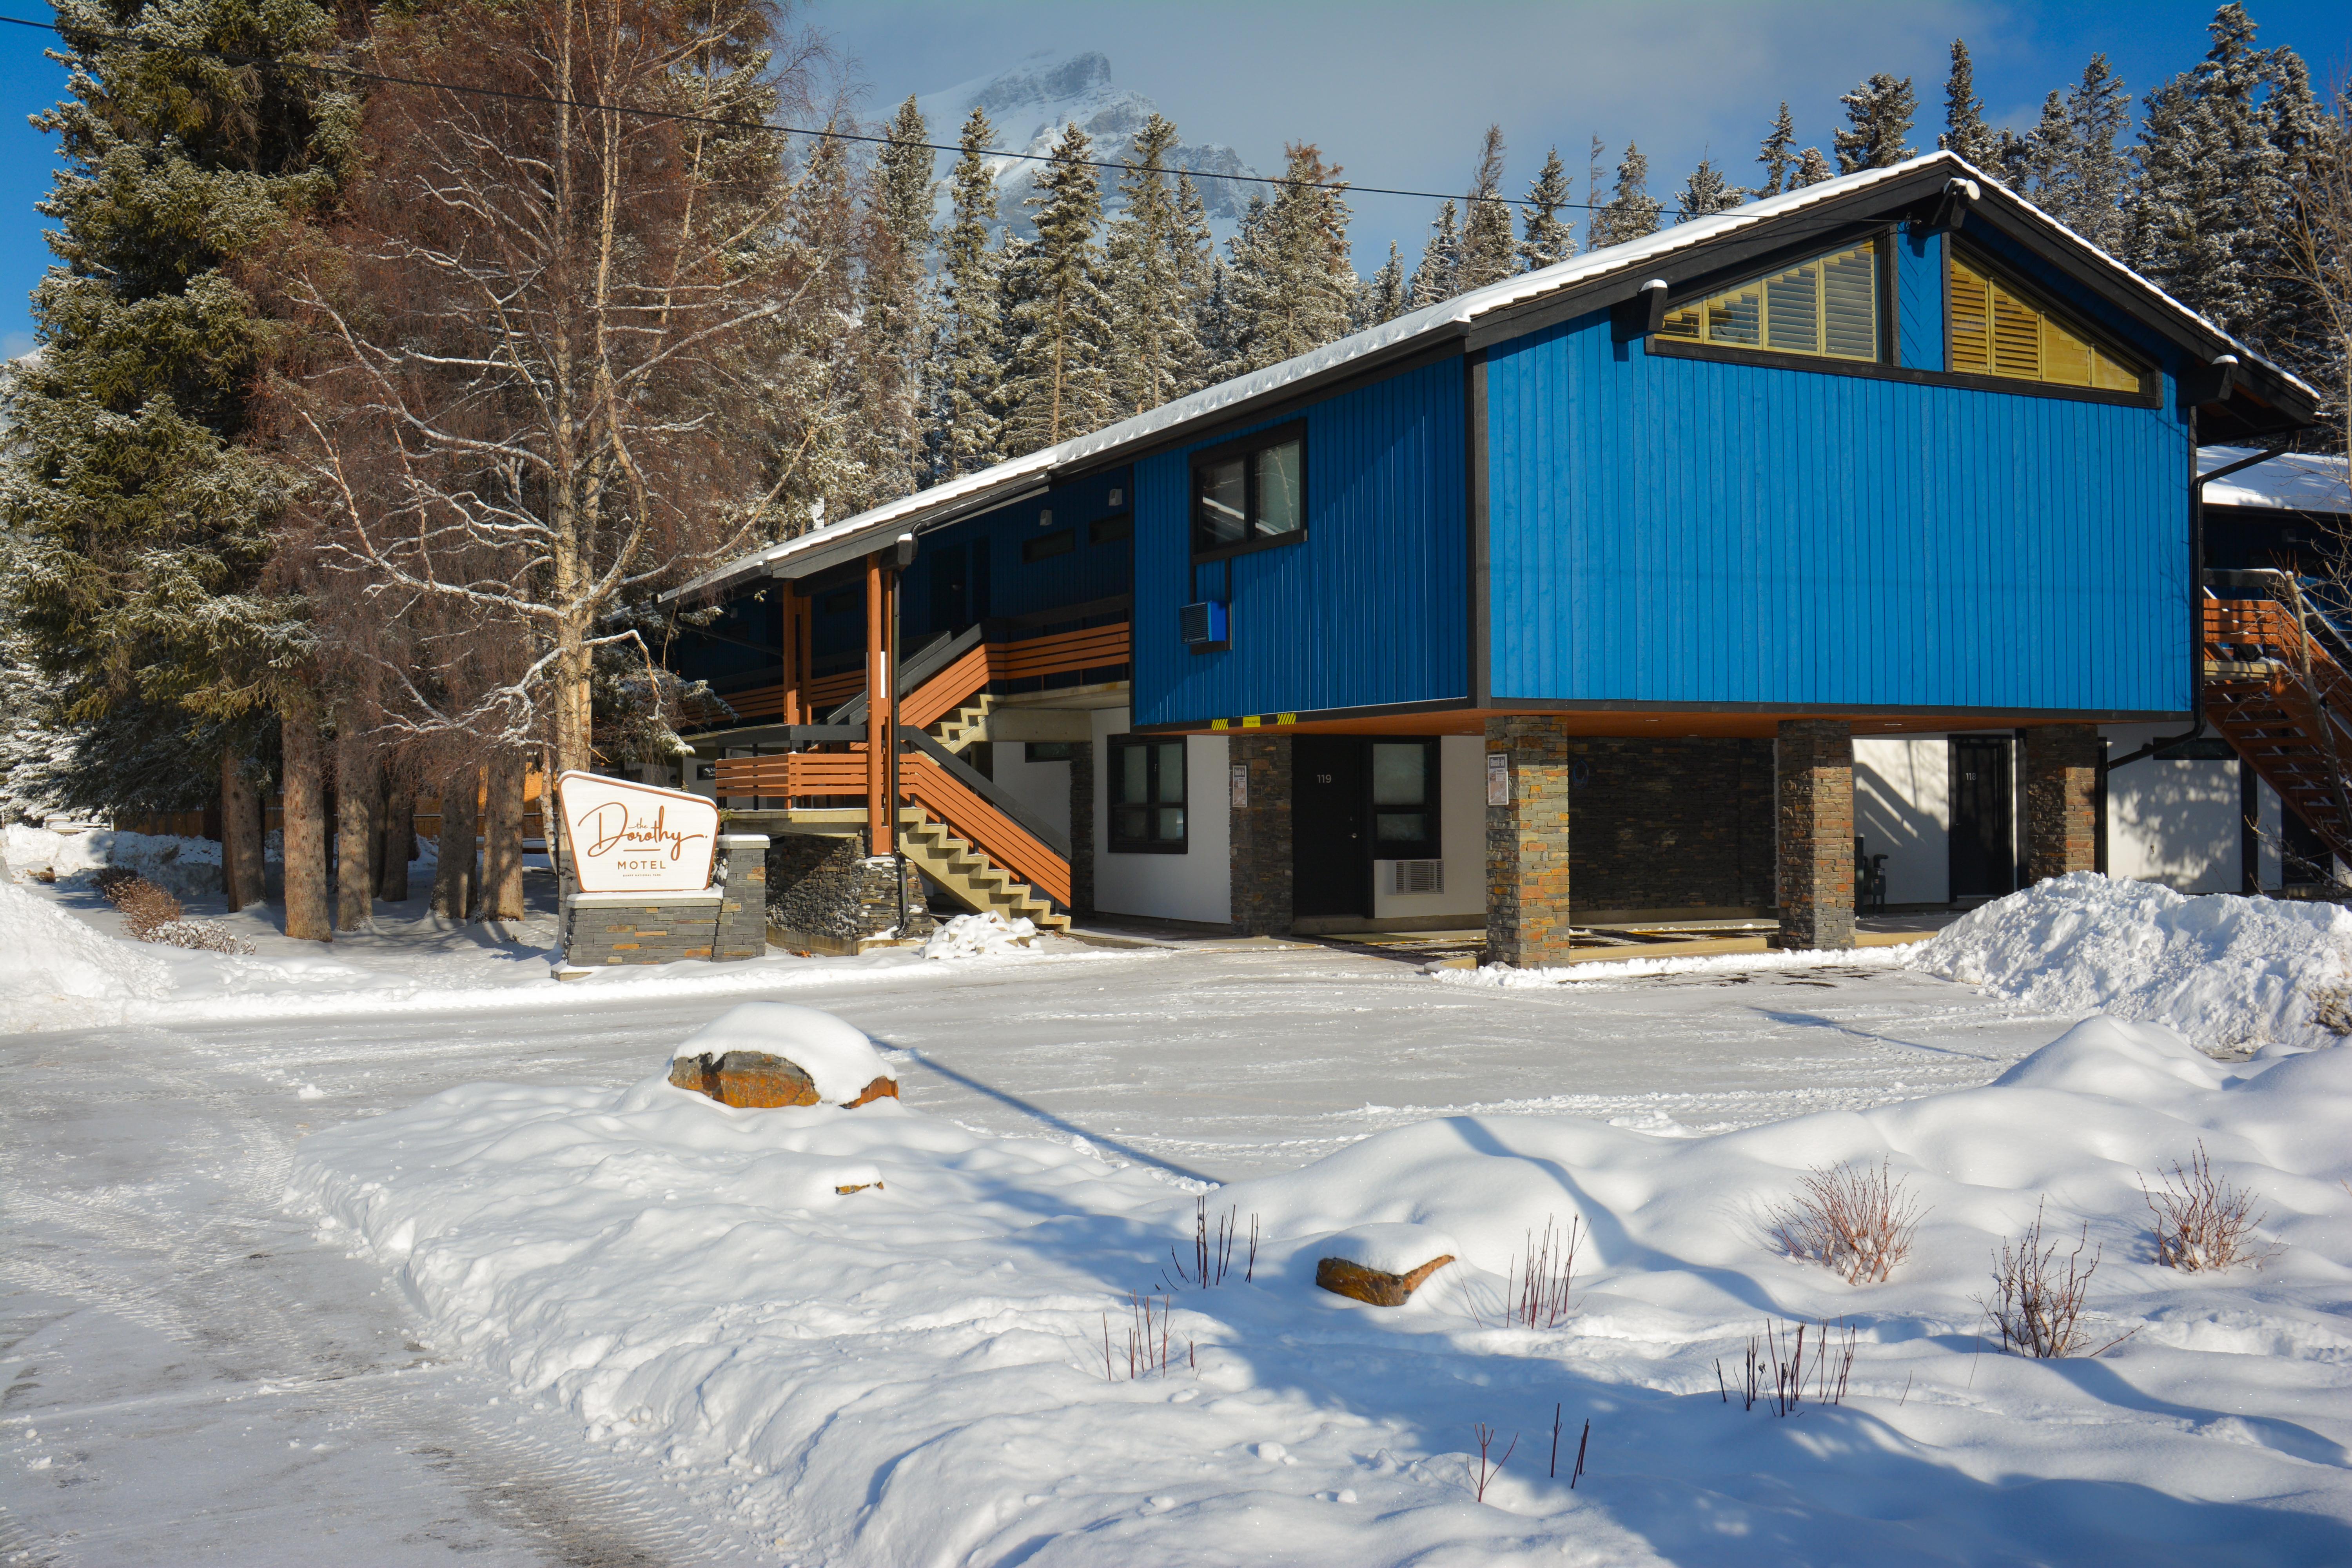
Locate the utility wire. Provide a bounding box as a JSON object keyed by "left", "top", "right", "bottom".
{"left": 0, "top": 10, "right": 1702, "bottom": 218}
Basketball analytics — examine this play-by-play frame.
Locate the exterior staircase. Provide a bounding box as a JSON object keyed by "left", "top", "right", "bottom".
{"left": 895, "top": 806, "right": 1069, "bottom": 932}
{"left": 931, "top": 693, "right": 1000, "bottom": 754}
{"left": 2202, "top": 573, "right": 2352, "bottom": 871}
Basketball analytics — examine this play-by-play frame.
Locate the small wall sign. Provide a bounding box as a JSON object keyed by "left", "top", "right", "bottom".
{"left": 1486, "top": 750, "right": 1510, "bottom": 806}
{"left": 1230, "top": 762, "right": 1248, "bottom": 808}
{"left": 555, "top": 770, "right": 719, "bottom": 893}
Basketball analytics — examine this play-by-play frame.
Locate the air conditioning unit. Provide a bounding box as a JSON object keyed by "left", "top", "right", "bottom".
{"left": 1388, "top": 859, "right": 1444, "bottom": 895}
{"left": 1180, "top": 600, "right": 1229, "bottom": 646}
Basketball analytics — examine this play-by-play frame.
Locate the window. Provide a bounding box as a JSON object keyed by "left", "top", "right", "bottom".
{"left": 1109, "top": 737, "right": 1187, "bottom": 852}
{"left": 1024, "top": 741, "right": 1075, "bottom": 763}
{"left": 1191, "top": 425, "right": 1305, "bottom": 558}
{"left": 1089, "top": 515, "right": 1132, "bottom": 546}
{"left": 1947, "top": 251, "right": 2143, "bottom": 392}
{"left": 1022, "top": 529, "right": 1076, "bottom": 563}
{"left": 1655, "top": 240, "right": 1881, "bottom": 362}
{"left": 1370, "top": 739, "right": 1439, "bottom": 858}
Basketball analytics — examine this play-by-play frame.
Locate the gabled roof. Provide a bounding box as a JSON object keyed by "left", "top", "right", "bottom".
{"left": 676, "top": 151, "right": 2318, "bottom": 600}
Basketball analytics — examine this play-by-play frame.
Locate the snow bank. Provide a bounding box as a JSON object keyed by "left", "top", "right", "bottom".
{"left": 672, "top": 1001, "right": 888, "bottom": 1102}
{"left": 292, "top": 1014, "right": 2352, "bottom": 1564}
{"left": 921, "top": 909, "right": 1038, "bottom": 959}
{"left": 0, "top": 883, "right": 169, "bottom": 1031}
{"left": 1441, "top": 942, "right": 1908, "bottom": 987}
{"left": 4, "top": 824, "right": 228, "bottom": 901}
{"left": 1905, "top": 873, "right": 2352, "bottom": 1050}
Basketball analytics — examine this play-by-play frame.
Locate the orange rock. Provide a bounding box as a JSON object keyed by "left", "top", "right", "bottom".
{"left": 843, "top": 1074, "right": 900, "bottom": 1108}
{"left": 668, "top": 1054, "right": 898, "bottom": 1110}
{"left": 1314, "top": 1253, "right": 1455, "bottom": 1307}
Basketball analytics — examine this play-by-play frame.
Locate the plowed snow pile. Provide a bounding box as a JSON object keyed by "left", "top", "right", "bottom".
{"left": 0, "top": 883, "right": 169, "bottom": 1031}
{"left": 1904, "top": 872, "right": 2352, "bottom": 1050}
{"left": 292, "top": 1013, "right": 2352, "bottom": 1566}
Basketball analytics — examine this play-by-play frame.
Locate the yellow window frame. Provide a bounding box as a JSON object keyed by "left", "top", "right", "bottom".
{"left": 1946, "top": 250, "right": 2145, "bottom": 394}
{"left": 1654, "top": 240, "right": 1882, "bottom": 363}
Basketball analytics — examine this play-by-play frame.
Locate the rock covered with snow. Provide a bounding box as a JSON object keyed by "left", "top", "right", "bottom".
{"left": 920, "top": 910, "right": 1037, "bottom": 960}
{"left": 666, "top": 1001, "right": 897, "bottom": 1108}
{"left": 1313, "top": 1223, "right": 1458, "bottom": 1307}
{"left": 1904, "top": 872, "right": 2352, "bottom": 1050}
{"left": 4, "top": 823, "right": 232, "bottom": 902}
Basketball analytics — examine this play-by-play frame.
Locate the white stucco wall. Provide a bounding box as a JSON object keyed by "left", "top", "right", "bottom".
{"left": 1853, "top": 736, "right": 1952, "bottom": 905}
{"left": 1089, "top": 708, "right": 1232, "bottom": 926}
{"left": 987, "top": 745, "right": 1072, "bottom": 844}
{"left": 1370, "top": 735, "right": 1486, "bottom": 921}
{"left": 2102, "top": 723, "right": 2243, "bottom": 893}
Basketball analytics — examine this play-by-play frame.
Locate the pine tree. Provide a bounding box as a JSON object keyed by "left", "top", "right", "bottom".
{"left": 2023, "top": 89, "right": 2075, "bottom": 203}
{"left": 999, "top": 123, "right": 1114, "bottom": 454}
{"left": 1172, "top": 173, "right": 1218, "bottom": 393}
{"left": 1677, "top": 158, "right": 1743, "bottom": 220}
{"left": 4, "top": 0, "right": 354, "bottom": 889}
{"left": 1357, "top": 241, "right": 1408, "bottom": 326}
{"left": 1589, "top": 143, "right": 1661, "bottom": 248}
{"left": 855, "top": 95, "right": 936, "bottom": 506}
{"left": 1757, "top": 102, "right": 1799, "bottom": 197}
{"left": 1105, "top": 114, "right": 1202, "bottom": 417}
{"left": 1835, "top": 72, "right": 1918, "bottom": 173}
{"left": 2127, "top": 3, "right": 2325, "bottom": 359}
{"left": 1457, "top": 125, "right": 1515, "bottom": 291}
{"left": 936, "top": 106, "right": 1005, "bottom": 477}
{"left": 1407, "top": 200, "right": 1461, "bottom": 308}
{"left": 1795, "top": 147, "right": 1834, "bottom": 187}
{"left": 1940, "top": 40, "right": 1998, "bottom": 166}
{"left": 1225, "top": 142, "right": 1357, "bottom": 373}
{"left": 2063, "top": 56, "right": 2132, "bottom": 252}
{"left": 1517, "top": 146, "right": 1575, "bottom": 269}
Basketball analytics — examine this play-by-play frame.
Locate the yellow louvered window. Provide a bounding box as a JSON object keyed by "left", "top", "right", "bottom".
{"left": 1947, "top": 253, "right": 2143, "bottom": 392}
{"left": 1655, "top": 240, "right": 1880, "bottom": 362}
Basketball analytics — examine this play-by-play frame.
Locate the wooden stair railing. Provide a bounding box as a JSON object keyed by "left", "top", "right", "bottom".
{"left": 2202, "top": 592, "right": 2352, "bottom": 869}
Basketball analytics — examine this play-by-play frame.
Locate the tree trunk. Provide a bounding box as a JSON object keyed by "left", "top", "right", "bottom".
{"left": 379, "top": 776, "right": 414, "bottom": 902}
{"left": 281, "top": 704, "right": 332, "bottom": 942}
{"left": 431, "top": 765, "right": 479, "bottom": 919}
{"left": 220, "top": 750, "right": 264, "bottom": 913}
{"left": 483, "top": 751, "right": 527, "bottom": 921}
{"left": 335, "top": 722, "right": 379, "bottom": 932}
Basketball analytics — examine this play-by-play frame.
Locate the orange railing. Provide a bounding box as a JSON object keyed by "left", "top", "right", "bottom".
{"left": 899, "top": 751, "right": 1073, "bottom": 907}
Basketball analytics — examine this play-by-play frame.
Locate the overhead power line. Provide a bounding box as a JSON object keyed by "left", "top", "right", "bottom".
{"left": 0, "top": 10, "right": 1691, "bottom": 218}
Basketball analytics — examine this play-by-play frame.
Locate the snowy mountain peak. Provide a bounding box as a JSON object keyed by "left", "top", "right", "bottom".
{"left": 916, "top": 51, "right": 1256, "bottom": 240}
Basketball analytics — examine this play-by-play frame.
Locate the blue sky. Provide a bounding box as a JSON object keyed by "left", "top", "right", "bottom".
{"left": 1, "top": 0, "right": 2347, "bottom": 356}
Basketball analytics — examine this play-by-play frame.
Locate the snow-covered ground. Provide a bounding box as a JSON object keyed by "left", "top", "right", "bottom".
{"left": 5, "top": 860, "right": 2351, "bottom": 1563}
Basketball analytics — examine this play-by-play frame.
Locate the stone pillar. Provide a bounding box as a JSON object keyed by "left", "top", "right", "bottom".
{"left": 1773, "top": 719, "right": 1855, "bottom": 951}
{"left": 1485, "top": 716, "right": 1575, "bottom": 967}
{"left": 1069, "top": 740, "right": 1096, "bottom": 919}
{"left": 714, "top": 834, "right": 770, "bottom": 960}
{"left": 1229, "top": 735, "right": 1292, "bottom": 935}
{"left": 2025, "top": 724, "right": 2102, "bottom": 883}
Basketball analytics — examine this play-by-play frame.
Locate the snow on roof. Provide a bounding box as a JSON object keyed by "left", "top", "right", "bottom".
{"left": 2201, "top": 445, "right": 2352, "bottom": 515}
{"left": 678, "top": 152, "right": 2310, "bottom": 599}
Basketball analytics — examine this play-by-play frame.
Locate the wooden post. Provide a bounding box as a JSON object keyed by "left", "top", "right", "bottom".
{"left": 281, "top": 701, "right": 332, "bottom": 942}
{"left": 781, "top": 587, "right": 803, "bottom": 726}
{"left": 866, "top": 552, "right": 893, "bottom": 856}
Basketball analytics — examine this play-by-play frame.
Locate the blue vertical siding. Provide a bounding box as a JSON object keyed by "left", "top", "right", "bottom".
{"left": 1485, "top": 306, "right": 2192, "bottom": 713}
{"left": 1129, "top": 357, "right": 1466, "bottom": 725}
{"left": 1896, "top": 228, "right": 1944, "bottom": 370}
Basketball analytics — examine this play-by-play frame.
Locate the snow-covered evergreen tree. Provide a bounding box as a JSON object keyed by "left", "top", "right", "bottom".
{"left": 936, "top": 106, "right": 1005, "bottom": 478}
{"left": 1756, "top": 103, "right": 1799, "bottom": 197}
{"left": 999, "top": 124, "right": 1116, "bottom": 454}
{"left": 2022, "top": 90, "right": 2075, "bottom": 203}
{"left": 1357, "top": 242, "right": 1408, "bottom": 326}
{"left": 855, "top": 96, "right": 936, "bottom": 506}
{"left": 2022, "top": 57, "right": 2132, "bottom": 251}
{"left": 1407, "top": 200, "right": 1461, "bottom": 308}
{"left": 1939, "top": 40, "right": 1998, "bottom": 166}
{"left": 1795, "top": 147, "right": 1834, "bottom": 187}
{"left": 1172, "top": 173, "right": 1218, "bottom": 393}
{"left": 2127, "top": 3, "right": 2324, "bottom": 361}
{"left": 1835, "top": 72, "right": 1917, "bottom": 173}
{"left": 1457, "top": 126, "right": 1516, "bottom": 291}
{"left": 1677, "top": 158, "right": 1743, "bottom": 220}
{"left": 1589, "top": 144, "right": 1661, "bottom": 248}
{"left": 1517, "top": 147, "right": 1575, "bottom": 270}
{"left": 1105, "top": 114, "right": 1201, "bottom": 417}
{"left": 1195, "top": 255, "right": 1241, "bottom": 384}
{"left": 4, "top": 0, "right": 352, "bottom": 817}
{"left": 1225, "top": 144, "right": 1357, "bottom": 374}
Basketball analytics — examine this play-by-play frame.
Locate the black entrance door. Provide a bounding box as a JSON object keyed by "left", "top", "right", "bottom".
{"left": 1293, "top": 737, "right": 1370, "bottom": 918}
{"left": 1948, "top": 736, "right": 2015, "bottom": 899}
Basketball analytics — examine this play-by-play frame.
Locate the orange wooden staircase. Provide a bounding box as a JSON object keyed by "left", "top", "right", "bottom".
{"left": 2201, "top": 577, "right": 2352, "bottom": 871}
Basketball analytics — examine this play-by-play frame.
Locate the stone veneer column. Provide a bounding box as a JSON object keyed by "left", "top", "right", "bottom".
{"left": 2025, "top": 724, "right": 2103, "bottom": 883}
{"left": 1485, "top": 717, "right": 1575, "bottom": 967}
{"left": 1773, "top": 719, "right": 1855, "bottom": 951}
{"left": 1228, "top": 735, "right": 1292, "bottom": 935}
{"left": 713, "top": 833, "right": 770, "bottom": 959}
{"left": 1069, "top": 739, "right": 1096, "bottom": 919}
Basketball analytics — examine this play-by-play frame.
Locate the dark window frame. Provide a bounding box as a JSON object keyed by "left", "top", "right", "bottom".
{"left": 1106, "top": 734, "right": 1189, "bottom": 854}
{"left": 1368, "top": 737, "right": 1441, "bottom": 861}
{"left": 1189, "top": 420, "right": 1308, "bottom": 563}
{"left": 1089, "top": 515, "right": 1132, "bottom": 546}
{"left": 1022, "top": 528, "right": 1077, "bottom": 564}
{"left": 1650, "top": 230, "right": 1894, "bottom": 368}
{"left": 1024, "top": 740, "right": 1076, "bottom": 763}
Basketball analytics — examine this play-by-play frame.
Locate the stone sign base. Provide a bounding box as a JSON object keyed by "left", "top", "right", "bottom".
{"left": 765, "top": 834, "right": 933, "bottom": 955}
{"left": 558, "top": 833, "right": 769, "bottom": 968}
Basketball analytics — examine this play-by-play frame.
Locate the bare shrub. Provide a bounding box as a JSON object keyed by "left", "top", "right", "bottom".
{"left": 1461, "top": 1214, "right": 1582, "bottom": 1330}
{"left": 1469, "top": 1422, "right": 1517, "bottom": 1502}
{"left": 2142, "top": 1142, "right": 2276, "bottom": 1271}
{"left": 90, "top": 867, "right": 255, "bottom": 955}
{"left": 1715, "top": 1318, "right": 1857, "bottom": 1416}
{"left": 1767, "top": 1156, "right": 1924, "bottom": 1284}
{"left": 149, "top": 919, "right": 258, "bottom": 956}
{"left": 1162, "top": 1198, "right": 1257, "bottom": 1289}
{"left": 1101, "top": 1291, "right": 1177, "bottom": 1382}
{"left": 1978, "top": 1201, "right": 2138, "bottom": 1359}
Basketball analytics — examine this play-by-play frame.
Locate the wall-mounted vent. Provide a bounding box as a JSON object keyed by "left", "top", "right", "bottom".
{"left": 1388, "top": 859, "right": 1445, "bottom": 895}
{"left": 1180, "top": 600, "right": 1229, "bottom": 646}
